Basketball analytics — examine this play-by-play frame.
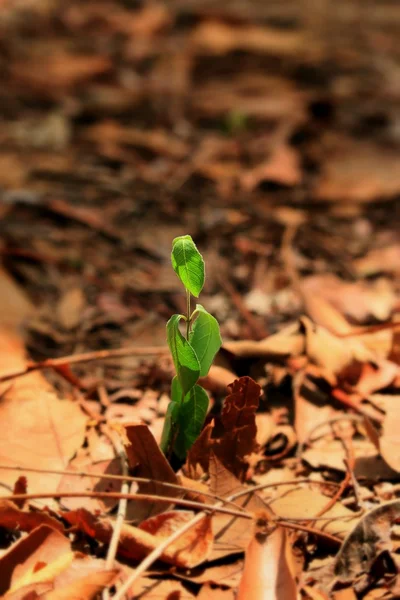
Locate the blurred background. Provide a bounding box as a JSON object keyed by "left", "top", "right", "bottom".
{"left": 0, "top": 0, "right": 399, "bottom": 364}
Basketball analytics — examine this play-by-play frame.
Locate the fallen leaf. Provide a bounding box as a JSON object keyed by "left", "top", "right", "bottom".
{"left": 237, "top": 519, "right": 297, "bottom": 600}
{"left": 0, "top": 269, "right": 33, "bottom": 329}
{"left": 209, "top": 455, "right": 268, "bottom": 561}
{"left": 0, "top": 525, "right": 69, "bottom": 594}
{"left": 0, "top": 328, "right": 87, "bottom": 497}
{"left": 197, "top": 584, "right": 235, "bottom": 599}
{"left": 223, "top": 322, "right": 304, "bottom": 359}
{"left": 56, "top": 287, "right": 86, "bottom": 330}
{"left": 241, "top": 144, "right": 302, "bottom": 190}
{"left": 268, "top": 487, "right": 359, "bottom": 539}
{"left": 333, "top": 500, "right": 400, "bottom": 584}
{"left": 64, "top": 508, "right": 213, "bottom": 568}
{"left": 186, "top": 377, "right": 261, "bottom": 481}
{"left": 173, "top": 557, "right": 244, "bottom": 587}
{"left": 41, "top": 569, "right": 119, "bottom": 600}
{"left": 123, "top": 423, "right": 181, "bottom": 521}
{"left": 0, "top": 501, "right": 63, "bottom": 539}
{"left": 57, "top": 456, "right": 122, "bottom": 513}
{"left": 128, "top": 575, "right": 195, "bottom": 599}
{"left": 379, "top": 396, "right": 400, "bottom": 472}
{"left": 315, "top": 139, "right": 400, "bottom": 203}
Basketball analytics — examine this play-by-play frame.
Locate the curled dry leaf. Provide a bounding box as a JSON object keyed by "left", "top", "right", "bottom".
{"left": 0, "top": 500, "right": 63, "bottom": 537}
{"left": 237, "top": 517, "right": 297, "bottom": 600}
{"left": 123, "top": 423, "right": 181, "bottom": 520}
{"left": 64, "top": 508, "right": 213, "bottom": 568}
{"left": 186, "top": 376, "right": 261, "bottom": 481}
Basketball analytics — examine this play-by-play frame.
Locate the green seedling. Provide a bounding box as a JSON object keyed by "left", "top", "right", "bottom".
{"left": 160, "top": 235, "right": 222, "bottom": 460}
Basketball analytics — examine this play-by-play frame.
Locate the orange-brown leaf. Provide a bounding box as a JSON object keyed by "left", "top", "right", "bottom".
{"left": 187, "top": 376, "right": 261, "bottom": 481}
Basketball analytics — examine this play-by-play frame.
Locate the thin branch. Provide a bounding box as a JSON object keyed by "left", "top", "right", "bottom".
{"left": 3, "top": 491, "right": 251, "bottom": 520}
{"left": 103, "top": 432, "right": 130, "bottom": 600}
{"left": 0, "top": 465, "right": 246, "bottom": 512}
{"left": 0, "top": 345, "right": 169, "bottom": 383}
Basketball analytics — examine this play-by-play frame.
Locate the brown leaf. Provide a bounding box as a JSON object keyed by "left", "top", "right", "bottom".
{"left": 379, "top": 396, "right": 400, "bottom": 472}
{"left": 0, "top": 501, "right": 63, "bottom": 539}
{"left": 190, "top": 21, "right": 316, "bottom": 59}
{"left": 64, "top": 508, "right": 213, "bottom": 568}
{"left": 0, "top": 328, "right": 87, "bottom": 497}
{"left": 173, "top": 557, "right": 244, "bottom": 587}
{"left": 241, "top": 144, "right": 302, "bottom": 190}
{"left": 237, "top": 519, "right": 297, "bottom": 600}
{"left": 0, "top": 270, "right": 33, "bottom": 329}
{"left": 334, "top": 500, "right": 400, "bottom": 584}
{"left": 127, "top": 575, "right": 195, "bottom": 599}
{"left": 0, "top": 525, "right": 69, "bottom": 595}
{"left": 293, "top": 371, "right": 336, "bottom": 443}
{"left": 197, "top": 584, "right": 235, "bottom": 600}
{"left": 12, "top": 53, "right": 111, "bottom": 94}
{"left": 209, "top": 455, "right": 268, "bottom": 561}
{"left": 56, "top": 287, "right": 86, "bottom": 330}
{"left": 269, "top": 487, "right": 359, "bottom": 539}
{"left": 123, "top": 423, "right": 180, "bottom": 521}
{"left": 223, "top": 322, "right": 304, "bottom": 359}
{"left": 57, "top": 456, "right": 122, "bottom": 513}
{"left": 314, "top": 139, "right": 400, "bottom": 203}
{"left": 12, "top": 477, "right": 27, "bottom": 509}
{"left": 187, "top": 377, "right": 261, "bottom": 481}
{"left": 41, "top": 569, "right": 119, "bottom": 600}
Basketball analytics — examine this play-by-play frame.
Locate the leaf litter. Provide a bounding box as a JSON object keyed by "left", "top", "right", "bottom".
{"left": 1, "top": 0, "right": 400, "bottom": 598}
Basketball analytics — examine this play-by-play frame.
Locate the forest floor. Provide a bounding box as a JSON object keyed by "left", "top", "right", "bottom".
{"left": 0, "top": 1, "right": 400, "bottom": 599}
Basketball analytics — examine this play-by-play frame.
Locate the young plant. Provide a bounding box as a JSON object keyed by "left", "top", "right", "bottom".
{"left": 160, "top": 235, "right": 222, "bottom": 460}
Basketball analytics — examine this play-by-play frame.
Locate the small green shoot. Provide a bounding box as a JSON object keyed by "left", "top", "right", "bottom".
{"left": 160, "top": 235, "right": 222, "bottom": 460}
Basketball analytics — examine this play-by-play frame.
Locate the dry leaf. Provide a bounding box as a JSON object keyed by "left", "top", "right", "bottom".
{"left": 56, "top": 287, "right": 86, "bottom": 330}
{"left": 64, "top": 508, "right": 213, "bottom": 568}
{"left": 379, "top": 396, "right": 400, "bottom": 472}
{"left": 123, "top": 423, "right": 180, "bottom": 520}
{"left": 334, "top": 500, "right": 400, "bottom": 583}
{"left": 57, "top": 456, "right": 122, "bottom": 513}
{"left": 0, "top": 501, "right": 63, "bottom": 539}
{"left": 41, "top": 569, "right": 119, "bottom": 600}
{"left": 0, "top": 328, "right": 87, "bottom": 496}
{"left": 173, "top": 557, "right": 244, "bottom": 587}
{"left": 315, "top": 140, "right": 400, "bottom": 203}
{"left": 209, "top": 455, "right": 268, "bottom": 561}
{"left": 268, "top": 487, "right": 359, "bottom": 539}
{"left": 128, "top": 575, "right": 195, "bottom": 599}
{"left": 0, "top": 270, "right": 33, "bottom": 329}
{"left": 0, "top": 525, "right": 69, "bottom": 594}
{"left": 237, "top": 518, "right": 296, "bottom": 600}
{"left": 187, "top": 377, "right": 261, "bottom": 481}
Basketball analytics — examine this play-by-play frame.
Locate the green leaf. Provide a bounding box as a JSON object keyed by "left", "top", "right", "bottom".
{"left": 174, "top": 384, "right": 209, "bottom": 459}
{"left": 159, "top": 377, "right": 181, "bottom": 453}
{"left": 171, "top": 235, "right": 205, "bottom": 297}
{"left": 189, "top": 304, "right": 222, "bottom": 377}
{"left": 167, "top": 314, "right": 200, "bottom": 395}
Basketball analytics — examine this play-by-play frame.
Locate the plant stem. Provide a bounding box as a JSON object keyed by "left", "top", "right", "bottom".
{"left": 186, "top": 288, "right": 191, "bottom": 340}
